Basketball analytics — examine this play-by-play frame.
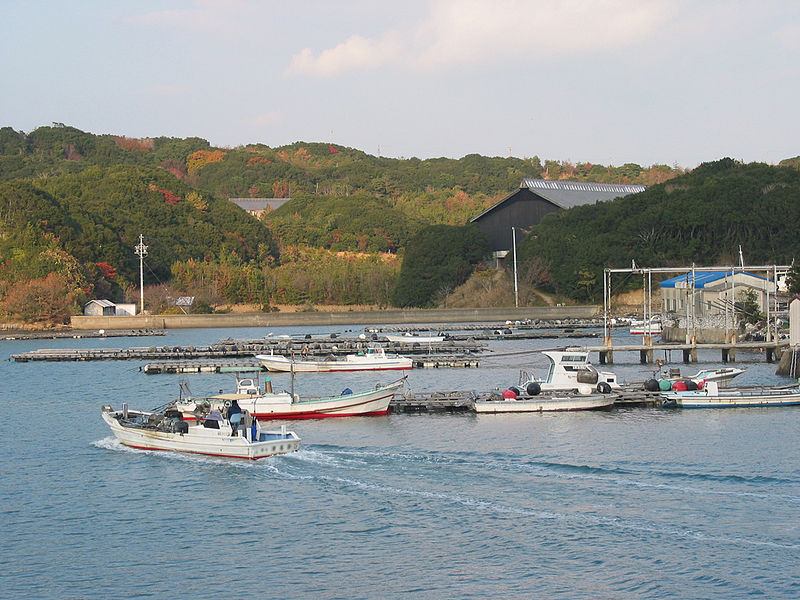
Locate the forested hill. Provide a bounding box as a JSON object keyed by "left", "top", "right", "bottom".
{"left": 0, "top": 165, "right": 275, "bottom": 307}
{"left": 518, "top": 158, "right": 800, "bottom": 301}
{"left": 0, "top": 125, "right": 681, "bottom": 217}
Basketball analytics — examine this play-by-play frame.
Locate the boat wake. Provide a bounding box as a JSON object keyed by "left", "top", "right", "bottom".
{"left": 266, "top": 447, "right": 800, "bottom": 551}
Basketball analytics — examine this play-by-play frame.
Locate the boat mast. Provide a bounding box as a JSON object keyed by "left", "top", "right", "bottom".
{"left": 134, "top": 234, "right": 148, "bottom": 314}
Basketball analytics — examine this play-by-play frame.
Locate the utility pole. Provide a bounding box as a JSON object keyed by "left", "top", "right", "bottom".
{"left": 134, "top": 234, "right": 148, "bottom": 315}
{"left": 512, "top": 227, "right": 519, "bottom": 308}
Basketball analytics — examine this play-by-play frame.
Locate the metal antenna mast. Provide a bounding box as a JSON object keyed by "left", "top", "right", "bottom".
{"left": 134, "top": 234, "right": 148, "bottom": 314}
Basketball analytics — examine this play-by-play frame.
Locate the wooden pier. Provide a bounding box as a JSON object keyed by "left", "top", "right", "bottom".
{"left": 1, "top": 329, "right": 165, "bottom": 341}
{"left": 11, "top": 337, "right": 484, "bottom": 363}
{"left": 389, "top": 388, "right": 664, "bottom": 413}
{"left": 572, "top": 340, "right": 789, "bottom": 364}
{"left": 391, "top": 391, "right": 476, "bottom": 413}
{"left": 140, "top": 355, "right": 479, "bottom": 374}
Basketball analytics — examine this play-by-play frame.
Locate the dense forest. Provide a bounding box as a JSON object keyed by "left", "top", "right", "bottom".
{"left": 0, "top": 124, "right": 798, "bottom": 322}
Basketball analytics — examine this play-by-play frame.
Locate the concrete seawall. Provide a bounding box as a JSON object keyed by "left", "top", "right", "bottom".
{"left": 71, "top": 306, "right": 600, "bottom": 330}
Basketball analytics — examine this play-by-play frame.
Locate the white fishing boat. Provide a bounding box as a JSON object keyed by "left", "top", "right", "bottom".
{"left": 385, "top": 333, "right": 445, "bottom": 344}
{"left": 177, "top": 377, "right": 406, "bottom": 420}
{"left": 629, "top": 316, "right": 662, "bottom": 335}
{"left": 662, "top": 366, "right": 746, "bottom": 387}
{"left": 474, "top": 390, "right": 614, "bottom": 413}
{"left": 255, "top": 345, "right": 412, "bottom": 372}
{"left": 519, "top": 350, "right": 621, "bottom": 393}
{"left": 662, "top": 381, "right": 800, "bottom": 408}
{"left": 101, "top": 405, "right": 300, "bottom": 460}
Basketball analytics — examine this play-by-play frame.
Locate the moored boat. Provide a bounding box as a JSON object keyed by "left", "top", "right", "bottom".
{"left": 629, "top": 316, "right": 662, "bottom": 335}
{"left": 255, "top": 345, "right": 412, "bottom": 372}
{"left": 385, "top": 333, "right": 445, "bottom": 344}
{"left": 177, "top": 376, "right": 406, "bottom": 420}
{"left": 474, "top": 390, "right": 614, "bottom": 413}
{"left": 101, "top": 404, "right": 300, "bottom": 460}
{"left": 519, "top": 350, "right": 621, "bottom": 393}
{"left": 662, "top": 381, "right": 800, "bottom": 408}
{"left": 662, "top": 366, "right": 745, "bottom": 388}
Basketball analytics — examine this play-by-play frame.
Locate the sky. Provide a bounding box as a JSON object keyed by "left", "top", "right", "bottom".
{"left": 1, "top": 0, "right": 798, "bottom": 168}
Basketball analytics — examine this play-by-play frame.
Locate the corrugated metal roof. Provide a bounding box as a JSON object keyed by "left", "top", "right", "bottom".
{"left": 85, "top": 299, "right": 116, "bottom": 307}
{"left": 659, "top": 271, "right": 770, "bottom": 288}
{"left": 470, "top": 178, "right": 646, "bottom": 223}
{"left": 521, "top": 178, "right": 646, "bottom": 194}
{"left": 520, "top": 178, "right": 646, "bottom": 209}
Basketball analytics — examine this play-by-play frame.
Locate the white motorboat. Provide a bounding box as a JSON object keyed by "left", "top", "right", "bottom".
{"left": 519, "top": 350, "right": 621, "bottom": 394}
{"left": 385, "top": 333, "right": 445, "bottom": 344}
{"left": 662, "top": 380, "right": 800, "bottom": 408}
{"left": 178, "top": 377, "right": 406, "bottom": 420}
{"left": 474, "top": 390, "right": 614, "bottom": 413}
{"left": 629, "top": 316, "right": 662, "bottom": 335}
{"left": 101, "top": 405, "right": 300, "bottom": 460}
{"left": 255, "top": 345, "right": 412, "bottom": 372}
{"left": 659, "top": 366, "right": 745, "bottom": 388}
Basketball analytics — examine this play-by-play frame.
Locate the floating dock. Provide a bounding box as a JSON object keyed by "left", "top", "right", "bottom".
{"left": 11, "top": 337, "right": 484, "bottom": 362}
{"left": 140, "top": 355, "right": 479, "bottom": 374}
{"left": 389, "top": 389, "right": 664, "bottom": 413}
{"left": 1, "top": 329, "right": 165, "bottom": 341}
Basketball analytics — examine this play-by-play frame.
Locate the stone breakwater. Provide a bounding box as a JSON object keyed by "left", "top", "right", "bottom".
{"left": 70, "top": 305, "right": 600, "bottom": 330}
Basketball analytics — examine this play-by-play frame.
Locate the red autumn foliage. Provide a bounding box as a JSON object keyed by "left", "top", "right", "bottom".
{"left": 247, "top": 156, "right": 272, "bottom": 166}
{"left": 148, "top": 184, "right": 182, "bottom": 205}
{"left": 160, "top": 160, "right": 187, "bottom": 180}
{"left": 0, "top": 272, "right": 77, "bottom": 323}
{"left": 112, "top": 136, "right": 154, "bottom": 152}
{"left": 95, "top": 262, "right": 117, "bottom": 278}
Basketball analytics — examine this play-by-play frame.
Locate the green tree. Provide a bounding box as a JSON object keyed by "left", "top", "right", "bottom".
{"left": 392, "top": 224, "right": 489, "bottom": 307}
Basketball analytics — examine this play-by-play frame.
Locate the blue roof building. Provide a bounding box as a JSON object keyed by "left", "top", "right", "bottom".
{"left": 660, "top": 270, "right": 775, "bottom": 315}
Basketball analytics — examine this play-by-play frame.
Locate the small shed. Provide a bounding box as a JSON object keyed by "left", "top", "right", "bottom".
{"left": 84, "top": 299, "right": 117, "bottom": 316}
{"left": 115, "top": 303, "right": 137, "bottom": 316}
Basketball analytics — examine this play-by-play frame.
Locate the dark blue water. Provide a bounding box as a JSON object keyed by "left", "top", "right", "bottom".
{"left": 2, "top": 326, "right": 798, "bottom": 599}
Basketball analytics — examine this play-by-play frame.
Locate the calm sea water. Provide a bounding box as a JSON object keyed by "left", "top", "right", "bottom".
{"left": 2, "top": 325, "right": 798, "bottom": 599}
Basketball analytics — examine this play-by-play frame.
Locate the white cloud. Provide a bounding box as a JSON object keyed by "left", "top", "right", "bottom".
{"left": 288, "top": 0, "right": 678, "bottom": 76}
{"left": 289, "top": 33, "right": 402, "bottom": 76}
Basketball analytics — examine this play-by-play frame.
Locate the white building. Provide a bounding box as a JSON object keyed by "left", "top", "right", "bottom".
{"left": 660, "top": 271, "right": 776, "bottom": 316}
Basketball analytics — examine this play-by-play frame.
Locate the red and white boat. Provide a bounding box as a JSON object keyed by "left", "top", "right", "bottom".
{"left": 177, "top": 377, "right": 406, "bottom": 420}
{"left": 256, "top": 345, "right": 412, "bottom": 373}
{"left": 629, "top": 316, "right": 662, "bottom": 335}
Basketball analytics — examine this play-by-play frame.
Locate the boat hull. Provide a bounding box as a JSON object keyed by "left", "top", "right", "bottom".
{"left": 666, "top": 390, "right": 800, "bottom": 408}
{"left": 101, "top": 411, "right": 300, "bottom": 459}
{"left": 385, "top": 334, "right": 444, "bottom": 343}
{"left": 255, "top": 355, "right": 412, "bottom": 373}
{"left": 183, "top": 380, "right": 404, "bottom": 420}
{"left": 474, "top": 394, "right": 614, "bottom": 413}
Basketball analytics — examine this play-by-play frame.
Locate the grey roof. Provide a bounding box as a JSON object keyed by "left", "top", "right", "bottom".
{"left": 471, "top": 178, "right": 646, "bottom": 222}
{"left": 85, "top": 299, "right": 116, "bottom": 308}
{"left": 520, "top": 178, "right": 646, "bottom": 209}
{"left": 230, "top": 198, "right": 291, "bottom": 211}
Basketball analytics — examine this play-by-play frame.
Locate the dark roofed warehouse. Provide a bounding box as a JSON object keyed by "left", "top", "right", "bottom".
{"left": 470, "top": 178, "right": 646, "bottom": 260}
